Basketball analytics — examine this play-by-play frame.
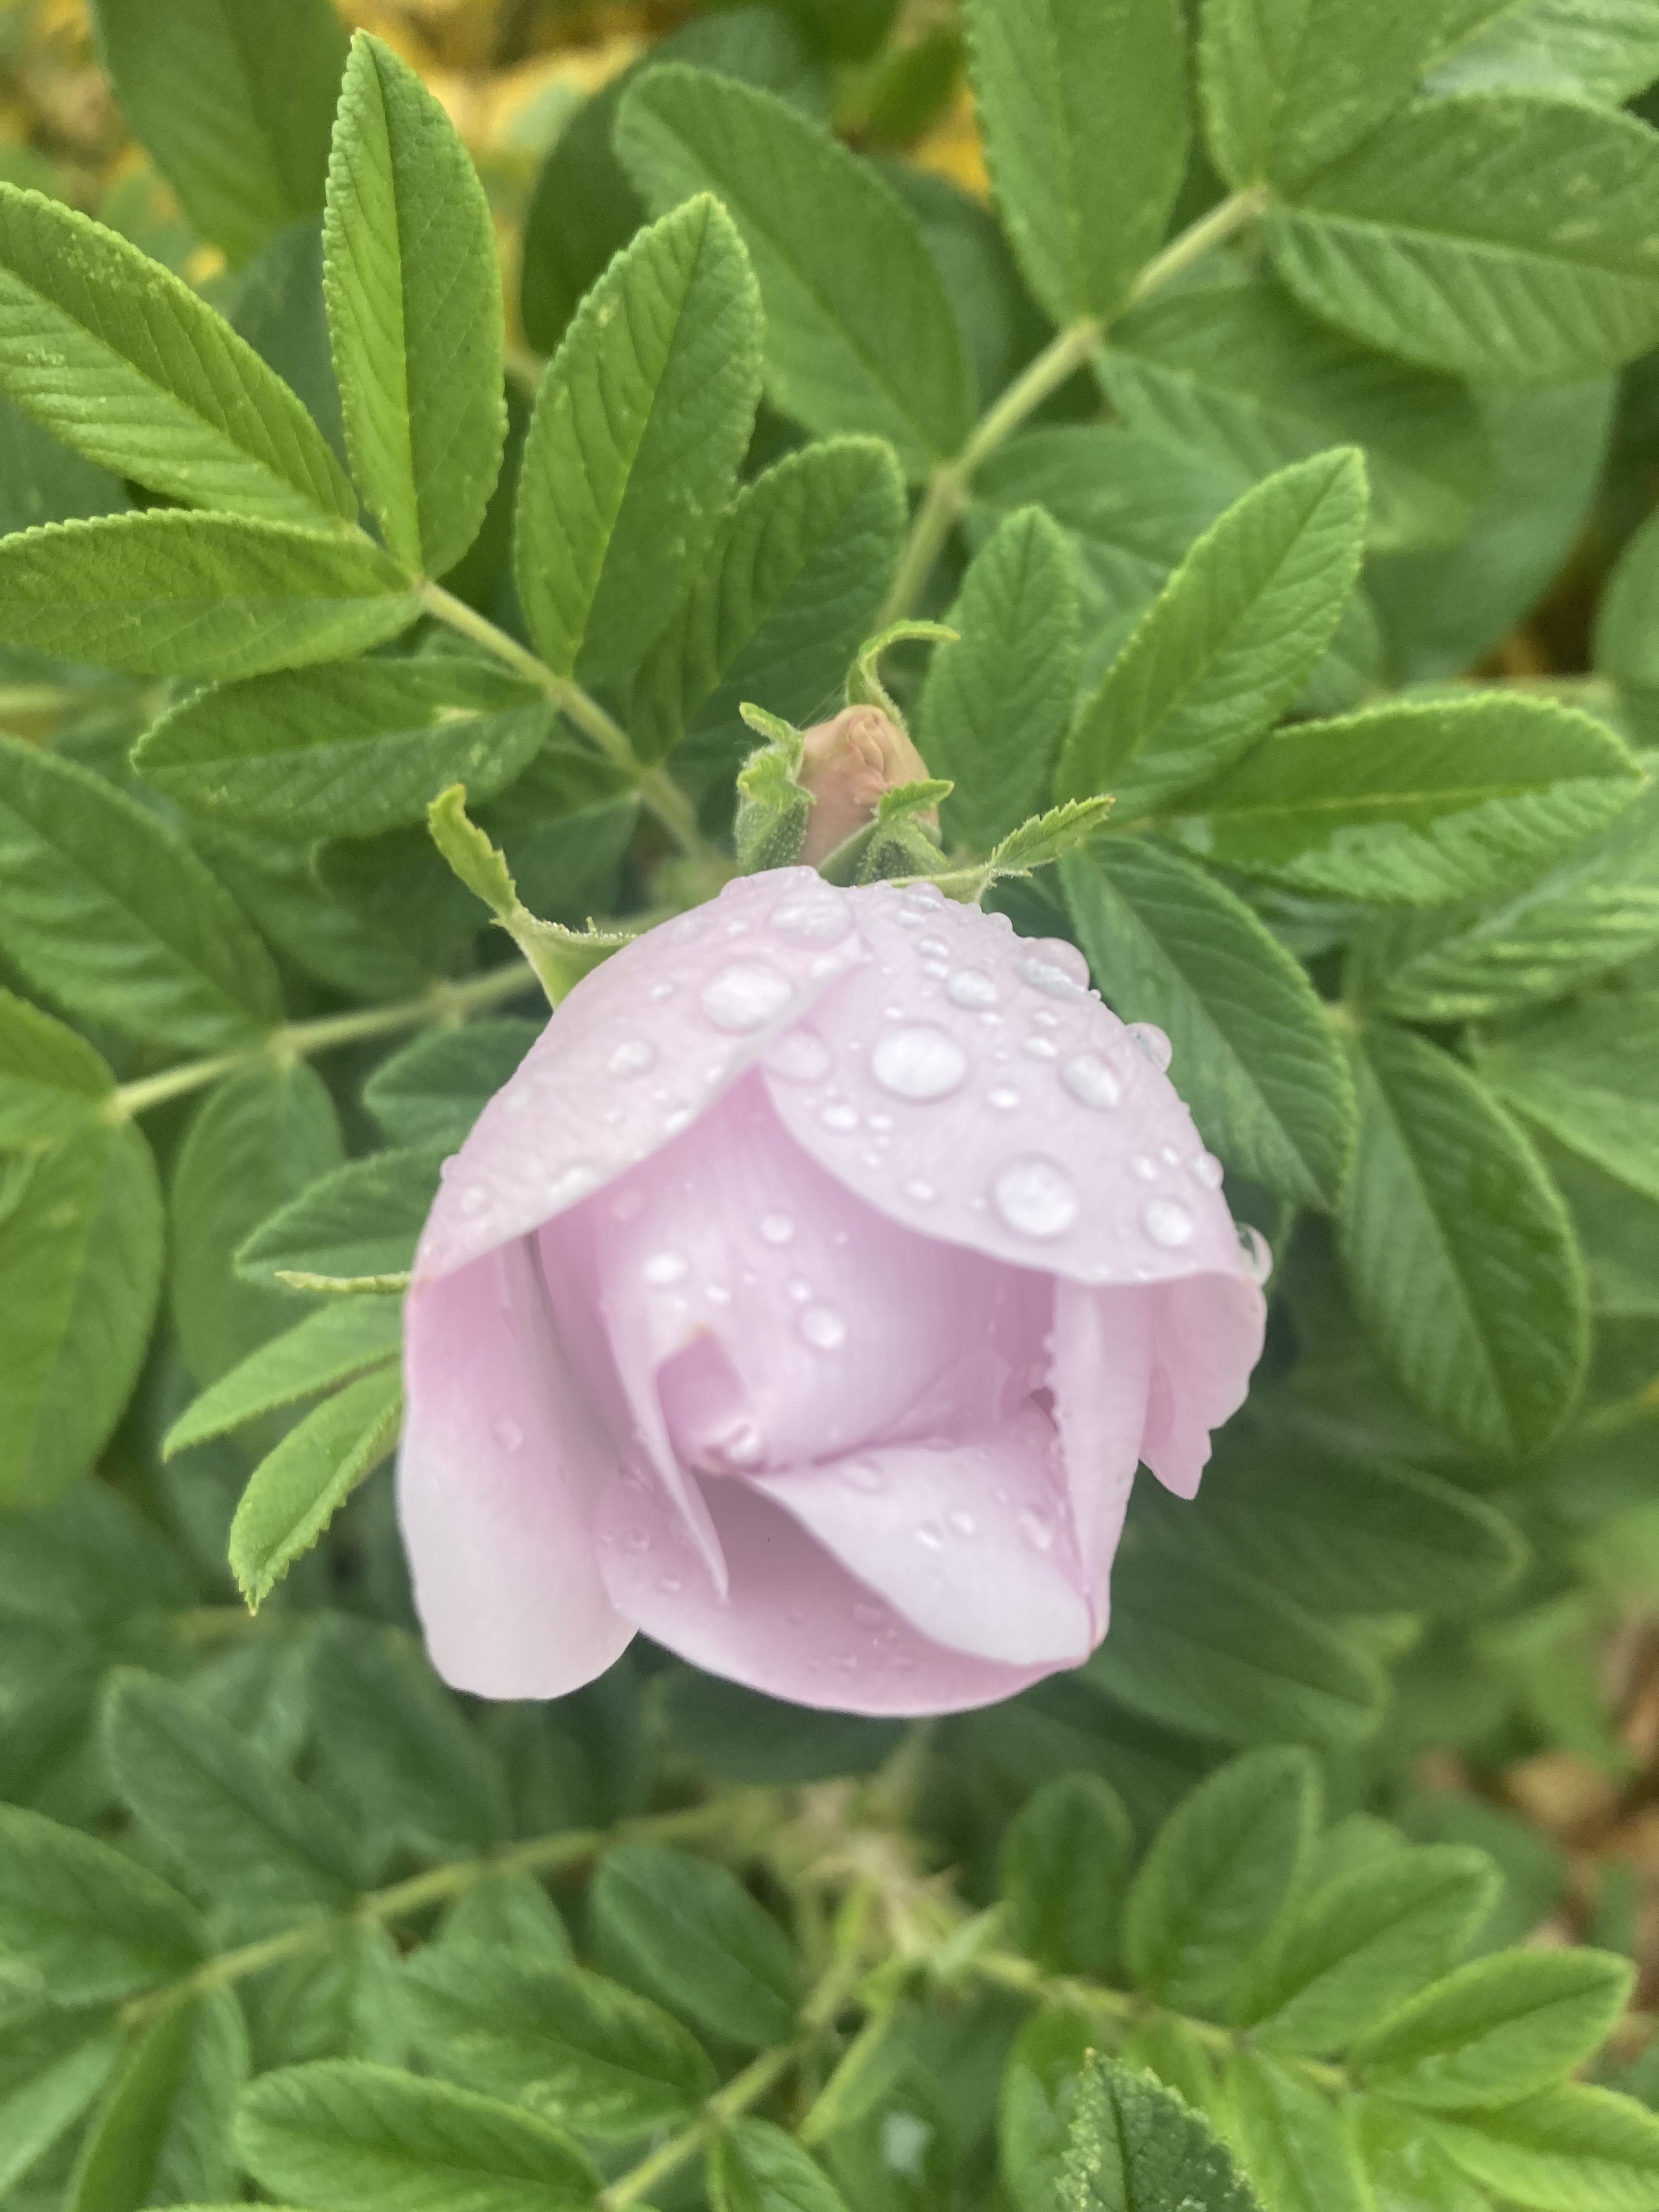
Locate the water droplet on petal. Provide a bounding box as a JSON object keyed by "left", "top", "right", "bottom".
{"left": 1017, "top": 953, "right": 1087, "bottom": 998}
{"left": 994, "top": 1156, "right": 1079, "bottom": 1238}
{"left": 770, "top": 889, "right": 849, "bottom": 942}
{"left": 651, "top": 980, "right": 676, "bottom": 1002}
{"left": 644, "top": 1249, "right": 690, "bottom": 1285}
{"left": 460, "top": 1183, "right": 491, "bottom": 1217}
{"left": 1128, "top": 1022, "right": 1172, "bottom": 1071}
{"left": 1061, "top": 1052, "right": 1121, "bottom": 1110}
{"left": 902, "top": 1177, "right": 936, "bottom": 1204}
{"left": 988, "top": 1086, "right": 1020, "bottom": 1111}
{"left": 821, "top": 1101, "right": 860, "bottom": 1132}
{"left": 622, "top": 1526, "right": 651, "bottom": 1553}
{"left": 800, "top": 1304, "right": 847, "bottom": 1351}
{"left": 663, "top": 1108, "right": 693, "bottom": 1135}
{"left": 1131, "top": 1153, "right": 1157, "bottom": 1182}
{"left": 946, "top": 968, "right": 998, "bottom": 1009}
{"left": 492, "top": 1415, "right": 524, "bottom": 1452}
{"left": 872, "top": 1024, "right": 968, "bottom": 1101}
{"left": 1192, "top": 1150, "right": 1224, "bottom": 1189}
{"left": 1143, "top": 1197, "right": 1195, "bottom": 1248}
{"left": 1022, "top": 1035, "right": 1058, "bottom": 1060}
{"left": 546, "top": 1161, "right": 601, "bottom": 1207}
{"left": 1018, "top": 1507, "right": 1055, "bottom": 1553}
{"left": 915, "top": 1522, "right": 945, "bottom": 1551}
{"left": 759, "top": 1212, "right": 795, "bottom": 1245}
{"left": 787, "top": 1278, "right": 811, "bottom": 1302}
{"left": 842, "top": 1459, "right": 885, "bottom": 1492}
{"left": 608, "top": 1038, "right": 656, "bottom": 1076}
{"left": 946, "top": 1508, "right": 978, "bottom": 1537}
{"left": 1238, "top": 1223, "right": 1273, "bottom": 1283}
{"left": 702, "top": 963, "right": 793, "bottom": 1034}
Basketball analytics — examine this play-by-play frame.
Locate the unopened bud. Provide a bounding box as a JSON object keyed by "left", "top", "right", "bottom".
{"left": 796, "top": 706, "right": 934, "bottom": 866}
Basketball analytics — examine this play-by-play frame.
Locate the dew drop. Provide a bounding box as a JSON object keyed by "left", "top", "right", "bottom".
{"left": 657, "top": 1571, "right": 684, "bottom": 1594}
{"left": 842, "top": 1459, "right": 885, "bottom": 1493}
{"left": 701, "top": 962, "right": 793, "bottom": 1034}
{"left": 1161, "top": 1143, "right": 1183, "bottom": 1166}
{"left": 1131, "top": 1153, "right": 1158, "bottom": 1182}
{"left": 872, "top": 1024, "right": 968, "bottom": 1101}
{"left": 644, "top": 1249, "right": 690, "bottom": 1286}
{"left": 546, "top": 1161, "right": 600, "bottom": 1207}
{"left": 1017, "top": 953, "right": 1087, "bottom": 999}
{"left": 664, "top": 1108, "right": 693, "bottom": 1135}
{"left": 1061, "top": 1052, "right": 1122, "bottom": 1110}
{"left": 758, "top": 1212, "right": 795, "bottom": 1245}
{"left": 946, "top": 968, "right": 998, "bottom": 1009}
{"left": 1237, "top": 1223, "right": 1273, "bottom": 1284}
{"left": 800, "top": 1304, "right": 848, "bottom": 1351}
{"left": 1127, "top": 1021, "right": 1172, "bottom": 1071}
{"left": 770, "top": 889, "right": 849, "bottom": 942}
{"left": 622, "top": 1526, "right": 651, "bottom": 1553}
{"left": 1143, "top": 1197, "right": 1195, "bottom": 1249}
{"left": 1191, "top": 1150, "right": 1224, "bottom": 1189}
{"left": 915, "top": 1522, "right": 945, "bottom": 1551}
{"left": 821, "top": 1101, "right": 859, "bottom": 1131}
{"left": 1022, "top": 1035, "right": 1059, "bottom": 1060}
{"left": 988, "top": 1086, "right": 1020, "bottom": 1111}
{"left": 903, "top": 1177, "right": 937, "bottom": 1204}
{"left": 650, "top": 981, "right": 676, "bottom": 1002}
{"left": 993, "top": 1156, "right": 1079, "bottom": 1238}
{"left": 460, "top": 1183, "right": 491, "bottom": 1217}
{"left": 608, "top": 1038, "right": 656, "bottom": 1076}
{"left": 492, "top": 1415, "right": 524, "bottom": 1452}
{"left": 946, "top": 1508, "right": 978, "bottom": 1538}
{"left": 787, "top": 1279, "right": 811, "bottom": 1302}
{"left": 1018, "top": 1507, "right": 1056, "bottom": 1553}
{"left": 918, "top": 936, "right": 949, "bottom": 959}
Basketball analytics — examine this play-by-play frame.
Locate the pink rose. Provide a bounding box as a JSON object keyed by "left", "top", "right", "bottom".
{"left": 400, "top": 868, "right": 1266, "bottom": 1717}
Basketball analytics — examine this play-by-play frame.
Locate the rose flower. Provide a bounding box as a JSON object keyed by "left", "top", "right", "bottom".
{"left": 399, "top": 865, "right": 1266, "bottom": 1717}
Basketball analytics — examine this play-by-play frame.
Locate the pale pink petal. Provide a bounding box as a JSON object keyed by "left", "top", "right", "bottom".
{"left": 594, "top": 1470, "right": 1057, "bottom": 1717}
{"left": 414, "top": 870, "right": 870, "bottom": 1286}
{"left": 399, "top": 1239, "right": 635, "bottom": 1700}
{"left": 749, "top": 1410, "right": 1090, "bottom": 1666}
{"left": 760, "top": 879, "right": 1254, "bottom": 1297}
{"left": 1139, "top": 1272, "right": 1267, "bottom": 1498}
{"left": 549, "top": 1071, "right": 1049, "bottom": 1476}
{"left": 1049, "top": 1281, "right": 1155, "bottom": 1630}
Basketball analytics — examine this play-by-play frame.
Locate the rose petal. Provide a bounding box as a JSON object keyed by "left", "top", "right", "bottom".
{"left": 1049, "top": 1281, "right": 1154, "bottom": 1629}
{"left": 594, "top": 1469, "right": 1056, "bottom": 1717}
{"left": 400, "top": 1238, "right": 634, "bottom": 1699}
{"left": 415, "top": 868, "right": 870, "bottom": 1286}
{"left": 761, "top": 878, "right": 1251, "bottom": 1293}
{"left": 1140, "top": 1273, "right": 1267, "bottom": 1499}
{"left": 749, "top": 1410, "right": 1091, "bottom": 1666}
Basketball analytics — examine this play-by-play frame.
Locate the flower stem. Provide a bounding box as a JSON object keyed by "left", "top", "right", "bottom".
{"left": 598, "top": 2042, "right": 804, "bottom": 2210}
{"left": 105, "top": 961, "right": 540, "bottom": 1123}
{"left": 879, "top": 187, "right": 1270, "bottom": 624}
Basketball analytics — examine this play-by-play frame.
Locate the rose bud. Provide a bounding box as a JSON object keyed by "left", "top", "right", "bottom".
{"left": 796, "top": 704, "right": 936, "bottom": 865}
{"left": 400, "top": 868, "right": 1266, "bottom": 1717}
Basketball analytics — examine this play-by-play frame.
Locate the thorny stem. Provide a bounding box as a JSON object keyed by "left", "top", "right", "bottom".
{"left": 105, "top": 961, "right": 541, "bottom": 1122}
{"left": 417, "top": 580, "right": 725, "bottom": 890}
{"left": 879, "top": 186, "right": 1271, "bottom": 626}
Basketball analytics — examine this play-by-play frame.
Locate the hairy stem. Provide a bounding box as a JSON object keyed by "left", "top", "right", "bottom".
{"left": 881, "top": 186, "right": 1271, "bottom": 624}
{"left": 105, "top": 961, "right": 540, "bottom": 1122}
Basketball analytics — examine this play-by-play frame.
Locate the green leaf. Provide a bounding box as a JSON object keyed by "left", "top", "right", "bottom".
{"left": 1476, "top": 991, "right": 1659, "bottom": 1204}
{"left": 593, "top": 1843, "right": 801, "bottom": 2051}
{"left": 1422, "top": 2084, "right": 1659, "bottom": 2211}
{"left": 1102, "top": 270, "right": 1486, "bottom": 555}
{"left": 1337, "top": 1023, "right": 1589, "bottom": 1457}
{"left": 1222, "top": 2051, "right": 1369, "bottom": 2212}
{"left": 515, "top": 193, "right": 761, "bottom": 687}
{"left": 1124, "top": 1748, "right": 1319, "bottom": 2017}
{"left": 1165, "top": 696, "right": 1644, "bottom": 904}
{"left": 91, "top": 0, "right": 345, "bottom": 264}
{"left": 170, "top": 1062, "right": 345, "bottom": 1385}
{"left": 1199, "top": 0, "right": 1449, "bottom": 189}
{"left": 0, "top": 2004, "right": 122, "bottom": 2198}
{"left": 1086, "top": 1539, "right": 1387, "bottom": 1749}
{"left": 1266, "top": 94, "right": 1659, "bottom": 383}
{"left": 1346, "top": 777, "right": 1659, "bottom": 1023}
{"left": 0, "top": 737, "right": 283, "bottom": 1050}
{"left": 711, "top": 2120, "right": 855, "bottom": 2212}
{"left": 631, "top": 436, "right": 906, "bottom": 778}
{"left": 979, "top": 798, "right": 1112, "bottom": 879}
{"left": 236, "top": 1144, "right": 444, "bottom": 1292}
{"left": 0, "top": 1803, "right": 203, "bottom": 2004}
{"left": 1062, "top": 840, "right": 1354, "bottom": 1209}
{"left": 324, "top": 35, "right": 505, "bottom": 578}
{"left": 0, "top": 513, "right": 419, "bottom": 681}
{"left": 166, "top": 1297, "right": 403, "bottom": 1458}
{"left": 1599, "top": 499, "right": 1659, "bottom": 719}
{"left": 1352, "top": 1946, "right": 1635, "bottom": 2108}
{"left": 236, "top": 2062, "right": 601, "bottom": 2212}
{"left": 257, "top": 1920, "right": 410, "bottom": 2070}
{"left": 136, "top": 657, "right": 550, "bottom": 843}
{"left": 363, "top": 1019, "right": 538, "bottom": 1151}
{"left": 0, "top": 1121, "right": 163, "bottom": 1510}
{"left": 407, "top": 1944, "right": 716, "bottom": 2141}
{"left": 1059, "top": 449, "right": 1368, "bottom": 819}
{"left": 657, "top": 1672, "right": 903, "bottom": 1785}
{"left": 103, "top": 1672, "right": 364, "bottom": 1921}
{"left": 67, "top": 1989, "right": 248, "bottom": 2212}
{"left": 0, "top": 989, "right": 113, "bottom": 1149}
{"left": 1427, "top": 0, "right": 1659, "bottom": 106}
{"left": 0, "top": 182, "right": 352, "bottom": 521}
{"left": 999, "top": 2006, "right": 1096, "bottom": 2212}
{"left": 918, "top": 507, "right": 1078, "bottom": 853}
{"left": 1237, "top": 1846, "right": 1498, "bottom": 2054}
{"left": 1058, "top": 2056, "right": 1261, "bottom": 2212}
{"left": 963, "top": 0, "right": 1188, "bottom": 325}
{"left": 1001, "top": 1774, "right": 1133, "bottom": 1980}
{"left": 616, "top": 66, "right": 972, "bottom": 478}
{"left": 0, "top": 389, "right": 128, "bottom": 537}
{"left": 1353, "top": 2097, "right": 1488, "bottom": 2212}
{"left": 229, "top": 1364, "right": 403, "bottom": 1606}
{"left": 309, "top": 1619, "right": 507, "bottom": 1860}
{"left": 1181, "top": 1410, "right": 1527, "bottom": 1616}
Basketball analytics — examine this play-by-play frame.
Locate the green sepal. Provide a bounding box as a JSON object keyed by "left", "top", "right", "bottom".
{"left": 846, "top": 618, "right": 956, "bottom": 724}
{"left": 733, "top": 702, "right": 811, "bottom": 873}
{"left": 924, "top": 795, "right": 1114, "bottom": 902}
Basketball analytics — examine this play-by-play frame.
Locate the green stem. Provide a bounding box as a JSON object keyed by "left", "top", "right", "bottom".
{"left": 105, "top": 961, "right": 540, "bottom": 1122}
{"left": 599, "top": 2041, "right": 803, "bottom": 2210}
{"left": 417, "top": 580, "right": 720, "bottom": 883}
{"left": 880, "top": 186, "right": 1269, "bottom": 624}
